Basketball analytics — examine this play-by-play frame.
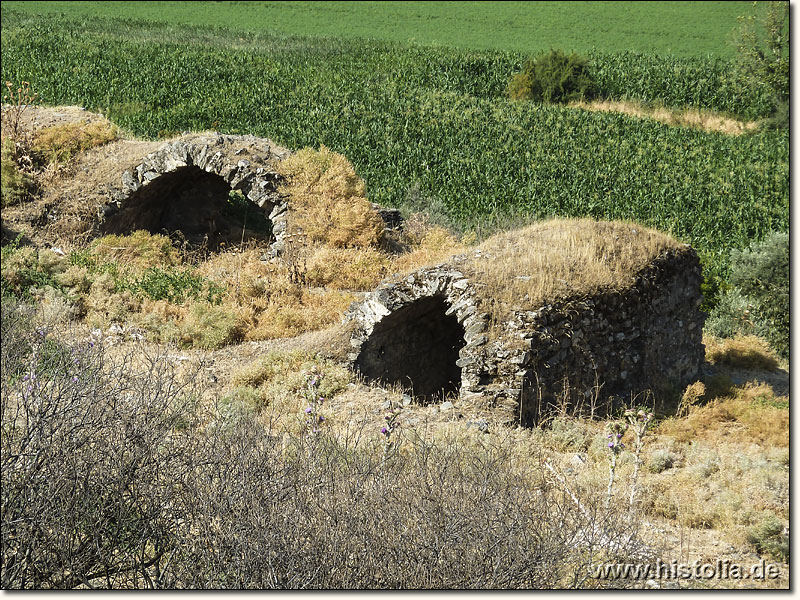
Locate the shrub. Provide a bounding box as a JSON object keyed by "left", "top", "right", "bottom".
{"left": 746, "top": 514, "right": 789, "bottom": 562}
{"left": 1, "top": 302, "right": 203, "bottom": 589}
{"left": 704, "top": 335, "right": 780, "bottom": 371}
{"left": 126, "top": 266, "right": 225, "bottom": 304}
{"left": 0, "top": 241, "right": 63, "bottom": 300}
{"left": 305, "top": 246, "right": 389, "bottom": 290}
{"left": 647, "top": 449, "right": 679, "bottom": 474}
{"left": 1, "top": 304, "right": 647, "bottom": 588}
{"left": 89, "top": 231, "right": 181, "bottom": 271}
{"left": 707, "top": 232, "right": 788, "bottom": 358}
{"left": 1, "top": 138, "right": 35, "bottom": 207}
{"left": 177, "top": 302, "right": 244, "bottom": 349}
{"left": 545, "top": 416, "right": 589, "bottom": 452}
{"left": 508, "top": 49, "right": 596, "bottom": 104}
{"left": 732, "top": 1, "right": 789, "bottom": 123}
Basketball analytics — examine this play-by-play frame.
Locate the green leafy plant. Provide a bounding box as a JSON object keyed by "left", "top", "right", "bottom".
{"left": 508, "top": 49, "right": 596, "bottom": 104}
{"left": 125, "top": 266, "right": 225, "bottom": 304}
{"left": 732, "top": 1, "right": 789, "bottom": 123}
{"left": 746, "top": 514, "right": 789, "bottom": 562}
{"left": 707, "top": 231, "right": 788, "bottom": 357}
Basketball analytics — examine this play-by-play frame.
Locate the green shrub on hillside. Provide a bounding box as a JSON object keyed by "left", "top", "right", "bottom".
{"left": 508, "top": 49, "right": 596, "bottom": 103}
{"left": 732, "top": 1, "right": 789, "bottom": 125}
{"left": 707, "top": 232, "right": 788, "bottom": 358}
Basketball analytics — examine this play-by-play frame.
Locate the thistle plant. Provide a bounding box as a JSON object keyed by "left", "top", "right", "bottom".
{"left": 625, "top": 406, "right": 654, "bottom": 509}
{"left": 381, "top": 404, "right": 403, "bottom": 458}
{"left": 301, "top": 367, "right": 326, "bottom": 435}
{"left": 604, "top": 419, "right": 627, "bottom": 509}
{"left": 2, "top": 81, "right": 38, "bottom": 142}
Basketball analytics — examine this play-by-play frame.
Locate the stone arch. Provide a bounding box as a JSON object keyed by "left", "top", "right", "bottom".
{"left": 356, "top": 295, "right": 466, "bottom": 401}
{"left": 104, "top": 134, "right": 290, "bottom": 249}
{"left": 346, "top": 265, "right": 489, "bottom": 403}
{"left": 347, "top": 241, "right": 705, "bottom": 424}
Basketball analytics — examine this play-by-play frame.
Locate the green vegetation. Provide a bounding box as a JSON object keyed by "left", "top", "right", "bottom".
{"left": 1, "top": 10, "right": 788, "bottom": 296}
{"left": 1, "top": 0, "right": 759, "bottom": 58}
{"left": 707, "top": 232, "right": 789, "bottom": 358}
{"left": 1, "top": 139, "right": 35, "bottom": 207}
{"left": 746, "top": 514, "right": 789, "bottom": 562}
{"left": 732, "top": 1, "right": 789, "bottom": 123}
{"left": 508, "top": 49, "right": 596, "bottom": 103}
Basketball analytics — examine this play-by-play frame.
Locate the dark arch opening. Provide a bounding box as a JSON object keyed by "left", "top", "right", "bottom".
{"left": 103, "top": 166, "right": 272, "bottom": 249}
{"left": 355, "top": 295, "right": 466, "bottom": 403}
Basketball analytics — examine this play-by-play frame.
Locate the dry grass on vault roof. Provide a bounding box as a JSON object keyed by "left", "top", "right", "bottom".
{"left": 461, "top": 217, "right": 683, "bottom": 316}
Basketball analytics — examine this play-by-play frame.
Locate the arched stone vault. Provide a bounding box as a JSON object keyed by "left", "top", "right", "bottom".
{"left": 346, "top": 246, "right": 705, "bottom": 425}
{"left": 103, "top": 134, "right": 292, "bottom": 249}
{"left": 347, "top": 265, "right": 491, "bottom": 403}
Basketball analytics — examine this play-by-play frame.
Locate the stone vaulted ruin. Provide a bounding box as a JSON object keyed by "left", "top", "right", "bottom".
{"left": 346, "top": 224, "right": 706, "bottom": 425}
{"left": 101, "top": 134, "right": 292, "bottom": 251}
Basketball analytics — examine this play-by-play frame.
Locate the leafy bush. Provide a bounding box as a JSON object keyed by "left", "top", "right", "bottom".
{"left": 732, "top": 1, "right": 789, "bottom": 123}
{"left": 746, "top": 514, "right": 789, "bottom": 562}
{"left": 707, "top": 232, "right": 788, "bottom": 357}
{"left": 0, "top": 239, "right": 65, "bottom": 300}
{"left": 126, "top": 266, "right": 225, "bottom": 304}
{"left": 508, "top": 49, "right": 596, "bottom": 103}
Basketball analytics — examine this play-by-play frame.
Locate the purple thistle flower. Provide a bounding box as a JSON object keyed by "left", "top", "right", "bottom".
{"left": 72, "top": 376, "right": 78, "bottom": 383}
{"left": 22, "top": 375, "right": 29, "bottom": 382}
{"left": 305, "top": 407, "right": 313, "bottom": 414}
{"left": 381, "top": 426, "right": 388, "bottom": 435}
{"left": 608, "top": 442, "right": 614, "bottom": 448}
{"left": 318, "top": 416, "right": 324, "bottom": 422}
{"left": 616, "top": 433, "right": 623, "bottom": 439}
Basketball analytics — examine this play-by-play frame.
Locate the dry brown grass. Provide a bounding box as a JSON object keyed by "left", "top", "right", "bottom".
{"left": 462, "top": 218, "right": 681, "bottom": 329}
{"left": 90, "top": 231, "right": 182, "bottom": 271}
{"left": 32, "top": 120, "right": 118, "bottom": 163}
{"left": 195, "top": 247, "right": 356, "bottom": 341}
{"left": 305, "top": 246, "right": 390, "bottom": 290}
{"left": 704, "top": 334, "right": 781, "bottom": 371}
{"left": 658, "top": 382, "right": 788, "bottom": 448}
{"left": 569, "top": 99, "right": 759, "bottom": 135}
{"left": 392, "top": 221, "right": 467, "bottom": 273}
{"left": 277, "top": 146, "right": 384, "bottom": 248}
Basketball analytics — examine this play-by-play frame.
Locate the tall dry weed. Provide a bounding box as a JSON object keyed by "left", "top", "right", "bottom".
{"left": 277, "top": 146, "right": 384, "bottom": 248}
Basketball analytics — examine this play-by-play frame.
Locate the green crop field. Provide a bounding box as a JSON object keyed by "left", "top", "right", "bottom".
{"left": 2, "top": 0, "right": 761, "bottom": 58}
{"left": 0, "top": 5, "right": 788, "bottom": 291}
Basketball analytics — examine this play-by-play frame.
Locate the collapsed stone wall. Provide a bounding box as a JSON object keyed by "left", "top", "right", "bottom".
{"left": 346, "top": 247, "right": 705, "bottom": 424}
